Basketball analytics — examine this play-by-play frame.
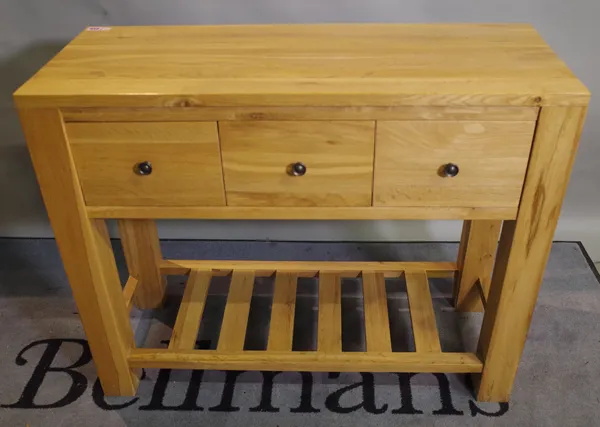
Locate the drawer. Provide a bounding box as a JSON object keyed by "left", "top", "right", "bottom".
{"left": 67, "top": 122, "right": 225, "bottom": 206}
{"left": 373, "top": 121, "right": 536, "bottom": 208}
{"left": 219, "top": 121, "right": 375, "bottom": 207}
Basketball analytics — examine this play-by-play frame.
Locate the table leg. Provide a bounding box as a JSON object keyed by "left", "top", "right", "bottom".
{"left": 19, "top": 108, "right": 138, "bottom": 396}
{"left": 454, "top": 220, "right": 502, "bottom": 312}
{"left": 118, "top": 219, "right": 166, "bottom": 309}
{"left": 475, "top": 106, "right": 588, "bottom": 402}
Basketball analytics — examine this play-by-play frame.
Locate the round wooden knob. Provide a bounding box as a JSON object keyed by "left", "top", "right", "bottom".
{"left": 442, "top": 163, "right": 459, "bottom": 177}
{"left": 136, "top": 161, "right": 153, "bottom": 175}
{"left": 289, "top": 162, "right": 307, "bottom": 176}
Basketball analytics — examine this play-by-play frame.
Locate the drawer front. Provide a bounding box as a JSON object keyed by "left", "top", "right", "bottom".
{"left": 67, "top": 122, "right": 225, "bottom": 206}
{"left": 373, "top": 121, "right": 536, "bottom": 208}
{"left": 220, "top": 121, "right": 375, "bottom": 207}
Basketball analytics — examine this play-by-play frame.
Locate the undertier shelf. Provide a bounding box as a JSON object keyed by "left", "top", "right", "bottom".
{"left": 124, "top": 260, "right": 483, "bottom": 374}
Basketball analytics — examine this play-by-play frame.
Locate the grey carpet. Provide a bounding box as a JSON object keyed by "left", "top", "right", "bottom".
{"left": 0, "top": 239, "right": 599, "bottom": 426}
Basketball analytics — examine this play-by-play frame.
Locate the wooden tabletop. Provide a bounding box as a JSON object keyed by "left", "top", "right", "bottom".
{"left": 14, "top": 24, "right": 589, "bottom": 108}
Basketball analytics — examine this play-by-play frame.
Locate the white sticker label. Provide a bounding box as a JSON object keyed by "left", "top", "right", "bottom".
{"left": 87, "top": 26, "right": 112, "bottom": 31}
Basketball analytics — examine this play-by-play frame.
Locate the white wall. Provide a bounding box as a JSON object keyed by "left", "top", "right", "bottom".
{"left": 1, "top": 0, "right": 599, "bottom": 260}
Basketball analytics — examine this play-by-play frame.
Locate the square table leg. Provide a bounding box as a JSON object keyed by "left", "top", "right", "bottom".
{"left": 475, "top": 106, "right": 588, "bottom": 401}
{"left": 19, "top": 108, "right": 139, "bottom": 396}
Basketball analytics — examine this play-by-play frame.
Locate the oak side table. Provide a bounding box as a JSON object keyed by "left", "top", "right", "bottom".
{"left": 14, "top": 24, "right": 589, "bottom": 402}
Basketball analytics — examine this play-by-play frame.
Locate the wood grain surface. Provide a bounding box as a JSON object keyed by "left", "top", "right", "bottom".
{"left": 362, "top": 272, "right": 392, "bottom": 352}
{"left": 62, "top": 106, "right": 540, "bottom": 122}
{"left": 128, "top": 349, "right": 484, "bottom": 373}
{"left": 476, "top": 106, "right": 588, "bottom": 401}
{"left": 454, "top": 220, "right": 502, "bottom": 312}
{"left": 220, "top": 121, "right": 375, "bottom": 207}
{"left": 317, "top": 273, "right": 342, "bottom": 353}
{"left": 86, "top": 205, "right": 518, "bottom": 220}
{"left": 405, "top": 271, "right": 442, "bottom": 353}
{"left": 18, "top": 108, "right": 139, "bottom": 396}
{"left": 267, "top": 273, "right": 298, "bottom": 352}
{"left": 67, "top": 122, "right": 225, "bottom": 206}
{"left": 217, "top": 271, "right": 255, "bottom": 352}
{"left": 14, "top": 24, "right": 589, "bottom": 108}
{"left": 159, "top": 259, "right": 457, "bottom": 277}
{"left": 117, "top": 219, "right": 165, "bottom": 309}
{"left": 169, "top": 269, "right": 212, "bottom": 350}
{"left": 374, "top": 121, "right": 535, "bottom": 208}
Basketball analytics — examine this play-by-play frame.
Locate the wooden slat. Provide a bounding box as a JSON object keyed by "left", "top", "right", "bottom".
{"left": 318, "top": 273, "right": 342, "bottom": 353}
{"left": 128, "top": 349, "right": 483, "bottom": 373}
{"left": 267, "top": 273, "right": 298, "bottom": 351}
{"left": 217, "top": 271, "right": 255, "bottom": 351}
{"left": 15, "top": 25, "right": 590, "bottom": 109}
{"left": 169, "top": 269, "right": 212, "bottom": 350}
{"left": 62, "top": 106, "right": 540, "bottom": 122}
{"left": 405, "top": 271, "right": 442, "bottom": 353}
{"left": 362, "top": 272, "right": 392, "bottom": 352}
{"left": 87, "top": 205, "right": 518, "bottom": 221}
{"left": 122, "top": 276, "right": 139, "bottom": 312}
{"left": 159, "top": 259, "right": 457, "bottom": 277}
